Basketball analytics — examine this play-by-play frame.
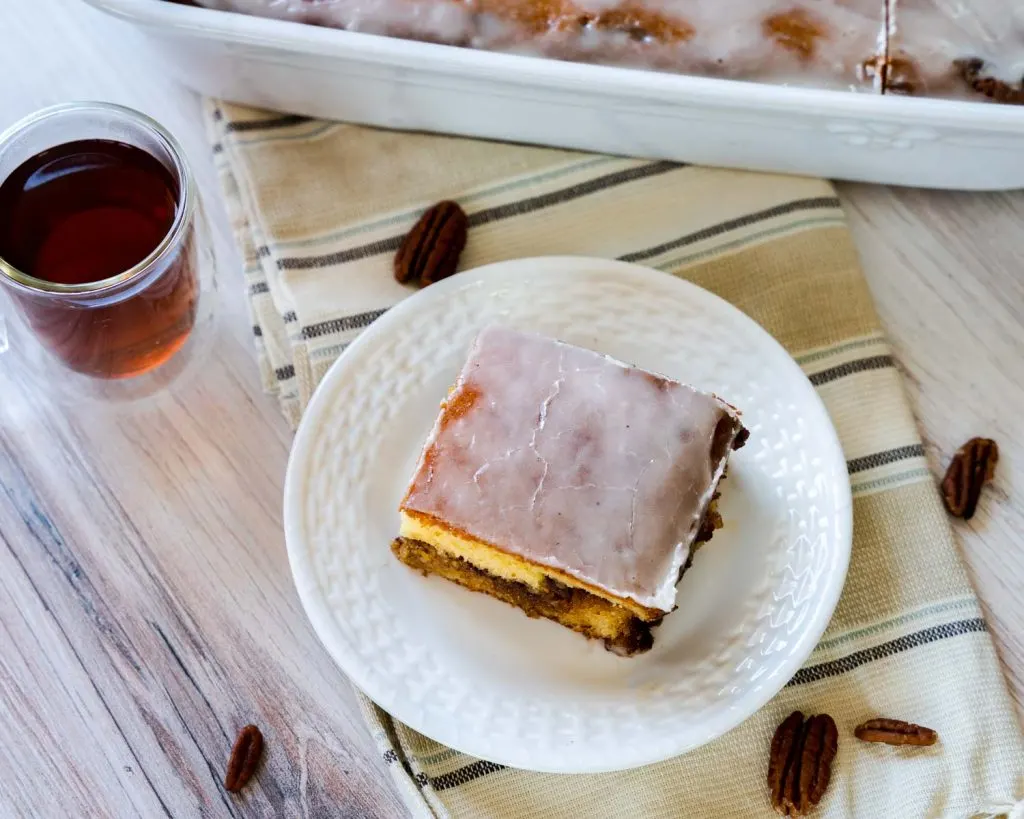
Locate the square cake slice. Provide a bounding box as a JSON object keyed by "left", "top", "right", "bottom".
{"left": 392, "top": 326, "right": 747, "bottom": 655}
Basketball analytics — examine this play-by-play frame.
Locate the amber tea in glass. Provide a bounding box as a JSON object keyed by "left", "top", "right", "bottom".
{"left": 0, "top": 104, "right": 207, "bottom": 382}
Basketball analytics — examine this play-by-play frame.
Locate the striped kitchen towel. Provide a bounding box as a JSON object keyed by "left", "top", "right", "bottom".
{"left": 206, "top": 100, "right": 1023, "bottom": 818}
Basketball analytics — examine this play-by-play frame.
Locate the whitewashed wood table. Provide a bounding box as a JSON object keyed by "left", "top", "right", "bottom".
{"left": 1, "top": 1, "right": 1022, "bottom": 816}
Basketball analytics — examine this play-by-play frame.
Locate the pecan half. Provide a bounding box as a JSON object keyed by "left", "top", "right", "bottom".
{"left": 940, "top": 437, "right": 998, "bottom": 520}
{"left": 768, "top": 711, "right": 804, "bottom": 814}
{"left": 768, "top": 711, "right": 838, "bottom": 816}
{"left": 394, "top": 200, "right": 468, "bottom": 287}
{"left": 862, "top": 53, "right": 923, "bottom": 95}
{"left": 799, "top": 715, "right": 839, "bottom": 812}
{"left": 855, "top": 718, "right": 937, "bottom": 747}
{"left": 886, "top": 56, "right": 924, "bottom": 95}
{"left": 955, "top": 58, "right": 1024, "bottom": 105}
{"left": 225, "top": 724, "right": 264, "bottom": 793}
{"left": 763, "top": 9, "right": 825, "bottom": 62}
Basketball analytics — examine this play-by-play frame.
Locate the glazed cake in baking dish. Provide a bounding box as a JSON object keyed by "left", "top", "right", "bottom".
{"left": 194, "top": 0, "right": 1023, "bottom": 103}
{"left": 391, "top": 326, "right": 747, "bottom": 655}
{"left": 884, "top": 0, "right": 1024, "bottom": 103}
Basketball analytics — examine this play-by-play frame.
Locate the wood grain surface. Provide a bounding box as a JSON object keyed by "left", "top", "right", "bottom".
{"left": 1, "top": 2, "right": 1021, "bottom": 816}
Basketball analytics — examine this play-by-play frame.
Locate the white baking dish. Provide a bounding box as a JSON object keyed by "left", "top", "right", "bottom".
{"left": 85, "top": 0, "right": 1024, "bottom": 189}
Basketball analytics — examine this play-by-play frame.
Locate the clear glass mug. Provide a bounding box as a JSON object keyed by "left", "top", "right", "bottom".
{"left": 0, "top": 102, "right": 217, "bottom": 402}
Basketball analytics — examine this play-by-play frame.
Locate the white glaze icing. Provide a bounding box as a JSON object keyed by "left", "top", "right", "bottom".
{"left": 479, "top": 0, "right": 886, "bottom": 90}
{"left": 199, "top": 0, "right": 1024, "bottom": 99}
{"left": 197, "top": 0, "right": 887, "bottom": 90}
{"left": 401, "top": 327, "right": 743, "bottom": 612}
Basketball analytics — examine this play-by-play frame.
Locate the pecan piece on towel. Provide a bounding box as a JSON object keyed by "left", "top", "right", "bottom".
{"left": 855, "top": 718, "right": 937, "bottom": 747}
{"left": 768, "top": 711, "right": 838, "bottom": 816}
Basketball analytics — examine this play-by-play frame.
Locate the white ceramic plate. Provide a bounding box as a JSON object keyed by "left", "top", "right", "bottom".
{"left": 284, "top": 257, "right": 852, "bottom": 773}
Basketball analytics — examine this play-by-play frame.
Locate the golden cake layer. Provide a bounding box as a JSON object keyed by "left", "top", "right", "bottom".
{"left": 392, "top": 498, "right": 723, "bottom": 655}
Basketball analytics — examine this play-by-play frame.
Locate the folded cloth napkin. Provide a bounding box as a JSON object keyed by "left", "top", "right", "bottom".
{"left": 207, "top": 100, "right": 1023, "bottom": 818}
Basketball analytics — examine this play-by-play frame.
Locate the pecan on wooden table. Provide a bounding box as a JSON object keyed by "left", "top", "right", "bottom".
{"left": 941, "top": 436, "right": 999, "bottom": 520}
{"left": 225, "top": 724, "right": 264, "bottom": 793}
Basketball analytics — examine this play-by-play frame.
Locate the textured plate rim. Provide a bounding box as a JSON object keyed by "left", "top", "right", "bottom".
{"left": 284, "top": 256, "right": 853, "bottom": 773}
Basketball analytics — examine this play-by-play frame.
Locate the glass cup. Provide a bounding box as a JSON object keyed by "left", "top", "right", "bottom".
{"left": 0, "top": 102, "right": 216, "bottom": 402}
